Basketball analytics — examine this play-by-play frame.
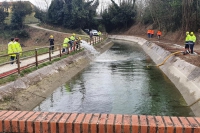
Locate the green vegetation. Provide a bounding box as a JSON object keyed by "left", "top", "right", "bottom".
{"left": 65, "top": 84, "right": 71, "bottom": 92}
{"left": 35, "top": 0, "right": 99, "bottom": 30}
{"left": 10, "top": 2, "right": 32, "bottom": 30}
{"left": 0, "top": 74, "right": 18, "bottom": 85}
{"left": 141, "top": 0, "right": 200, "bottom": 32}
{"left": 102, "top": 0, "right": 136, "bottom": 32}
{"left": 0, "top": 46, "right": 49, "bottom": 64}
{"left": 0, "top": 48, "right": 84, "bottom": 86}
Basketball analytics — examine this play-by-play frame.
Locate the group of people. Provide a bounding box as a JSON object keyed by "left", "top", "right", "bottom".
{"left": 147, "top": 29, "right": 162, "bottom": 39}
{"left": 8, "top": 38, "right": 22, "bottom": 64}
{"left": 48, "top": 33, "right": 82, "bottom": 54}
{"left": 184, "top": 31, "right": 196, "bottom": 55}
{"left": 61, "top": 33, "right": 82, "bottom": 53}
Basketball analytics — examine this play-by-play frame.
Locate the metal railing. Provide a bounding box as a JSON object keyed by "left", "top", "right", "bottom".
{"left": 0, "top": 35, "right": 107, "bottom": 78}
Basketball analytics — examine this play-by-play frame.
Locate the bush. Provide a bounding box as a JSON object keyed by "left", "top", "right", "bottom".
{"left": 12, "top": 30, "right": 30, "bottom": 38}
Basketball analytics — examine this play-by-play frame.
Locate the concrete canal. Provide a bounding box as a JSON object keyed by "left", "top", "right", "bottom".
{"left": 34, "top": 40, "right": 194, "bottom": 116}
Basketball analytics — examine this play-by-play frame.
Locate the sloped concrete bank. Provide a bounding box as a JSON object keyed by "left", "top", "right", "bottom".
{"left": 0, "top": 40, "right": 114, "bottom": 111}
{"left": 110, "top": 35, "right": 200, "bottom": 116}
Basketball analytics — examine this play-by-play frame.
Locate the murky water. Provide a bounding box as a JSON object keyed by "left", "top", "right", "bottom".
{"left": 34, "top": 40, "right": 194, "bottom": 116}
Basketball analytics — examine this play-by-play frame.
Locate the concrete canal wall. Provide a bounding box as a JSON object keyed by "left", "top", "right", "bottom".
{"left": 0, "top": 40, "right": 114, "bottom": 111}
{"left": 0, "top": 37, "right": 200, "bottom": 132}
{"left": 110, "top": 35, "right": 200, "bottom": 116}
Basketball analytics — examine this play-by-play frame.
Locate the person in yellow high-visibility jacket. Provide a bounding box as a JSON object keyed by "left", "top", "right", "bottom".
{"left": 14, "top": 38, "right": 22, "bottom": 55}
{"left": 14, "top": 38, "right": 22, "bottom": 63}
{"left": 190, "top": 32, "right": 196, "bottom": 54}
{"left": 69, "top": 33, "right": 76, "bottom": 51}
{"left": 183, "top": 31, "right": 191, "bottom": 55}
{"left": 7, "top": 38, "right": 16, "bottom": 64}
{"left": 62, "top": 37, "right": 69, "bottom": 53}
{"left": 98, "top": 31, "right": 101, "bottom": 36}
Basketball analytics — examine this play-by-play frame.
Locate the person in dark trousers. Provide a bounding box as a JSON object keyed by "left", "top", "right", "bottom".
{"left": 69, "top": 33, "right": 76, "bottom": 52}
{"left": 190, "top": 32, "right": 196, "bottom": 54}
{"left": 14, "top": 38, "right": 22, "bottom": 64}
{"left": 157, "top": 30, "right": 162, "bottom": 40}
{"left": 7, "top": 38, "right": 16, "bottom": 64}
{"left": 183, "top": 31, "right": 191, "bottom": 55}
{"left": 151, "top": 30, "right": 154, "bottom": 38}
{"left": 49, "top": 35, "right": 54, "bottom": 54}
{"left": 147, "top": 30, "right": 151, "bottom": 38}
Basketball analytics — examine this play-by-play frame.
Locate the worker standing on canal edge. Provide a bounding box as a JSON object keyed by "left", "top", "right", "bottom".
{"left": 14, "top": 38, "right": 22, "bottom": 64}
{"left": 157, "top": 30, "right": 162, "bottom": 40}
{"left": 7, "top": 38, "right": 16, "bottom": 64}
{"left": 183, "top": 31, "right": 191, "bottom": 55}
{"left": 69, "top": 33, "right": 76, "bottom": 52}
{"left": 62, "top": 36, "right": 69, "bottom": 53}
{"left": 151, "top": 30, "right": 154, "bottom": 38}
{"left": 98, "top": 31, "right": 101, "bottom": 36}
{"left": 49, "top": 35, "right": 54, "bottom": 54}
{"left": 75, "top": 37, "right": 82, "bottom": 50}
{"left": 190, "top": 32, "right": 196, "bottom": 54}
{"left": 147, "top": 29, "right": 151, "bottom": 38}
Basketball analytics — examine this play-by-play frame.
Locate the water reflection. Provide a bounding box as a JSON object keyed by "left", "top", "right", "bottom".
{"left": 34, "top": 40, "right": 194, "bottom": 116}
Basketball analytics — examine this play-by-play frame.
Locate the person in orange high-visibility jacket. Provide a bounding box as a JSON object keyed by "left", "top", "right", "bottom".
{"left": 157, "top": 30, "right": 162, "bottom": 39}
{"left": 147, "top": 30, "right": 151, "bottom": 38}
{"left": 151, "top": 30, "right": 154, "bottom": 38}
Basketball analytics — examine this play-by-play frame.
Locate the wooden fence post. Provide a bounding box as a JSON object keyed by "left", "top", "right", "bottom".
{"left": 49, "top": 47, "right": 51, "bottom": 61}
{"left": 16, "top": 53, "right": 20, "bottom": 74}
{"left": 35, "top": 48, "right": 38, "bottom": 68}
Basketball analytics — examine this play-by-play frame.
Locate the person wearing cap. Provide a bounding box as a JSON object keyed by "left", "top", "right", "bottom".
{"left": 183, "top": 31, "right": 191, "bottom": 55}
{"left": 7, "top": 38, "right": 16, "bottom": 64}
{"left": 14, "top": 38, "right": 22, "bottom": 63}
{"left": 49, "top": 35, "right": 54, "bottom": 54}
{"left": 62, "top": 36, "right": 69, "bottom": 53}
{"left": 190, "top": 32, "right": 196, "bottom": 54}
{"left": 75, "top": 37, "right": 82, "bottom": 50}
{"left": 69, "top": 33, "right": 76, "bottom": 51}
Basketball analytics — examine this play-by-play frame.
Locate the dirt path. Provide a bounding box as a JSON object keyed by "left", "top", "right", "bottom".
{"left": 124, "top": 24, "right": 200, "bottom": 67}
{"left": 28, "top": 24, "right": 71, "bottom": 35}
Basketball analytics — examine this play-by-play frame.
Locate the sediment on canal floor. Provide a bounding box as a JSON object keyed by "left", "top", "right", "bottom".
{"left": 110, "top": 35, "right": 200, "bottom": 116}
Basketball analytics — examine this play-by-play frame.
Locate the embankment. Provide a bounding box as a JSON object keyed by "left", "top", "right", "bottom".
{"left": 110, "top": 35, "right": 200, "bottom": 116}
{"left": 0, "top": 40, "right": 114, "bottom": 111}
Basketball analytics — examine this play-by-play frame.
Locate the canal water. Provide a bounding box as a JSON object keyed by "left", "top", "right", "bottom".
{"left": 34, "top": 40, "right": 194, "bottom": 116}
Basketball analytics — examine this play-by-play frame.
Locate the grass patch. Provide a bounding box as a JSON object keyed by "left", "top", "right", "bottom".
{"left": 0, "top": 74, "right": 18, "bottom": 85}
{"left": 0, "top": 36, "right": 106, "bottom": 86}
{"left": 0, "top": 48, "right": 84, "bottom": 86}
{"left": 64, "top": 84, "right": 71, "bottom": 92}
{"left": 0, "top": 46, "right": 50, "bottom": 64}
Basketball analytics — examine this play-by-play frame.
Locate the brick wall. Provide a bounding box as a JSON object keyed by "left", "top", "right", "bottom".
{"left": 0, "top": 111, "right": 199, "bottom": 133}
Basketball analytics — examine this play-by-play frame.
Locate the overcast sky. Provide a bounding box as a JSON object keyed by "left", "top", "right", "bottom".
{"left": 0, "top": 0, "right": 112, "bottom": 13}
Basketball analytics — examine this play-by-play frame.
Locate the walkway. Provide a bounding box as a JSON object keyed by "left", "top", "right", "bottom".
{"left": 0, "top": 50, "right": 60, "bottom": 78}
{"left": 0, "top": 24, "right": 105, "bottom": 78}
